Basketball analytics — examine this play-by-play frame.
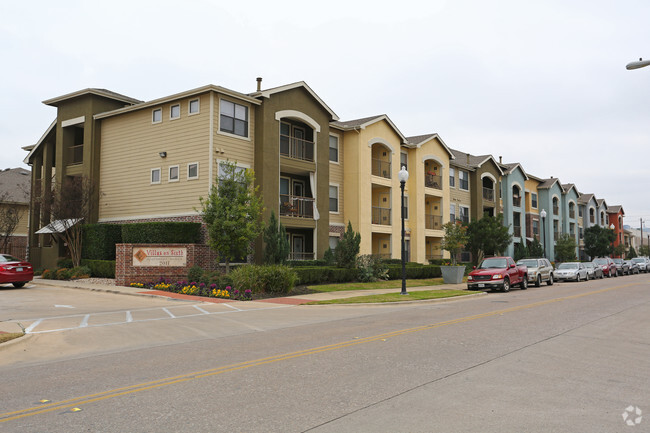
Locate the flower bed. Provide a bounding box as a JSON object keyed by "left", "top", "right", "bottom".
{"left": 130, "top": 277, "right": 252, "bottom": 300}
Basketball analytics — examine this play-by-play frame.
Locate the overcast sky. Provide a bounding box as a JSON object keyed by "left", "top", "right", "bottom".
{"left": 1, "top": 0, "right": 649, "bottom": 228}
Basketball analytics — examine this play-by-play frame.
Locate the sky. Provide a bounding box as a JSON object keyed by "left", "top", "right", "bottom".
{"left": 1, "top": 0, "right": 649, "bottom": 228}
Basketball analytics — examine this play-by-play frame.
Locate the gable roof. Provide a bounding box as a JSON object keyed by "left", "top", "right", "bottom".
{"left": 449, "top": 148, "right": 504, "bottom": 175}
{"left": 577, "top": 193, "right": 596, "bottom": 205}
{"left": 251, "top": 81, "right": 339, "bottom": 121}
{"left": 0, "top": 168, "right": 31, "bottom": 204}
{"left": 500, "top": 162, "right": 529, "bottom": 180}
{"left": 561, "top": 183, "right": 579, "bottom": 196}
{"left": 596, "top": 198, "right": 608, "bottom": 208}
{"left": 43, "top": 88, "right": 142, "bottom": 107}
{"left": 332, "top": 114, "right": 406, "bottom": 142}
{"left": 23, "top": 119, "right": 56, "bottom": 165}
{"left": 537, "top": 177, "right": 561, "bottom": 189}
{"left": 607, "top": 205, "right": 624, "bottom": 215}
{"left": 405, "top": 134, "right": 455, "bottom": 159}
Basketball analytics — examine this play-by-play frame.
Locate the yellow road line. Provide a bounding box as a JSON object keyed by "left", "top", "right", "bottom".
{"left": 0, "top": 283, "right": 638, "bottom": 423}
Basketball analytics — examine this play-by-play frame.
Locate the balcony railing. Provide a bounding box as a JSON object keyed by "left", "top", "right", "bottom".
{"left": 280, "top": 195, "right": 314, "bottom": 218}
{"left": 553, "top": 206, "right": 559, "bottom": 215}
{"left": 371, "top": 159, "right": 391, "bottom": 179}
{"left": 483, "top": 188, "right": 495, "bottom": 202}
{"left": 426, "top": 254, "right": 443, "bottom": 261}
{"left": 425, "top": 214, "right": 443, "bottom": 230}
{"left": 569, "top": 210, "right": 575, "bottom": 219}
{"left": 425, "top": 173, "right": 442, "bottom": 189}
{"left": 590, "top": 216, "right": 595, "bottom": 223}
{"left": 280, "top": 135, "right": 314, "bottom": 162}
{"left": 289, "top": 252, "right": 315, "bottom": 261}
{"left": 514, "top": 226, "right": 521, "bottom": 237}
{"left": 513, "top": 196, "right": 521, "bottom": 207}
{"left": 372, "top": 206, "right": 391, "bottom": 225}
{"left": 68, "top": 144, "right": 83, "bottom": 165}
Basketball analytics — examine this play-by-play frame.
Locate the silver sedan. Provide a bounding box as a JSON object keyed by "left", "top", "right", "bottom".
{"left": 555, "top": 262, "right": 589, "bottom": 282}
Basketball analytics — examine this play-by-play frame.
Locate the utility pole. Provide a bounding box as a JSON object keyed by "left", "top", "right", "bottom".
{"left": 641, "top": 218, "right": 644, "bottom": 252}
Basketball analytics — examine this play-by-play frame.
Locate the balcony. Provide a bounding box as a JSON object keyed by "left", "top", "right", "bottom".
{"left": 514, "top": 226, "right": 521, "bottom": 238}
{"left": 483, "top": 188, "right": 495, "bottom": 202}
{"left": 280, "top": 135, "right": 314, "bottom": 162}
{"left": 569, "top": 210, "right": 575, "bottom": 219}
{"left": 372, "top": 159, "right": 391, "bottom": 179}
{"left": 425, "top": 173, "right": 442, "bottom": 189}
{"left": 553, "top": 206, "right": 559, "bottom": 216}
{"left": 289, "top": 251, "right": 315, "bottom": 261}
{"left": 372, "top": 206, "right": 391, "bottom": 225}
{"left": 512, "top": 196, "right": 521, "bottom": 207}
{"left": 68, "top": 144, "right": 83, "bottom": 165}
{"left": 425, "top": 214, "right": 443, "bottom": 230}
{"left": 280, "top": 195, "right": 314, "bottom": 218}
{"left": 590, "top": 216, "right": 595, "bottom": 223}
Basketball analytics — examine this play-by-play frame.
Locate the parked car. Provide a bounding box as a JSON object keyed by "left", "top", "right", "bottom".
{"left": 467, "top": 256, "right": 528, "bottom": 292}
{"left": 0, "top": 254, "right": 33, "bottom": 288}
{"left": 630, "top": 257, "right": 649, "bottom": 273}
{"left": 516, "top": 258, "right": 554, "bottom": 286}
{"left": 593, "top": 257, "right": 617, "bottom": 278}
{"left": 612, "top": 258, "right": 629, "bottom": 276}
{"left": 555, "top": 262, "right": 589, "bottom": 282}
{"left": 583, "top": 262, "right": 603, "bottom": 279}
{"left": 625, "top": 260, "right": 640, "bottom": 275}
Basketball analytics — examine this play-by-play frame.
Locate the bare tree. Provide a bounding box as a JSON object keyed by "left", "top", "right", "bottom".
{"left": 0, "top": 192, "right": 24, "bottom": 253}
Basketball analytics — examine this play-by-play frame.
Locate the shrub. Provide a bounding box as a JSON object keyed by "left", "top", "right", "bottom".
{"left": 56, "top": 268, "right": 72, "bottom": 280}
{"left": 81, "top": 260, "right": 116, "bottom": 278}
{"left": 385, "top": 264, "right": 441, "bottom": 280}
{"left": 70, "top": 266, "right": 91, "bottom": 280}
{"left": 41, "top": 269, "right": 55, "bottom": 279}
{"left": 323, "top": 248, "right": 335, "bottom": 266}
{"left": 57, "top": 258, "right": 73, "bottom": 269}
{"left": 356, "top": 254, "right": 388, "bottom": 282}
{"left": 230, "top": 265, "right": 297, "bottom": 295}
{"left": 335, "top": 222, "right": 361, "bottom": 268}
{"left": 187, "top": 265, "right": 204, "bottom": 283}
{"left": 82, "top": 224, "right": 122, "bottom": 260}
{"left": 286, "top": 259, "right": 329, "bottom": 267}
{"left": 121, "top": 222, "right": 202, "bottom": 244}
{"left": 292, "top": 266, "right": 358, "bottom": 285}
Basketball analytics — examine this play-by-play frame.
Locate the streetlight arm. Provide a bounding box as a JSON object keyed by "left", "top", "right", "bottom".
{"left": 626, "top": 58, "right": 650, "bottom": 70}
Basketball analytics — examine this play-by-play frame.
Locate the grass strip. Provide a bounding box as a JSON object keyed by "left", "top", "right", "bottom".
{"left": 306, "top": 289, "right": 478, "bottom": 304}
{"left": 0, "top": 332, "right": 24, "bottom": 344}
{"left": 307, "top": 278, "right": 447, "bottom": 293}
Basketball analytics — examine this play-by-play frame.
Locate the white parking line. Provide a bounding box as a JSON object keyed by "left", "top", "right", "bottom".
{"left": 126, "top": 311, "right": 133, "bottom": 323}
{"left": 24, "top": 319, "right": 43, "bottom": 333}
{"left": 223, "top": 303, "right": 242, "bottom": 311}
{"left": 193, "top": 305, "right": 210, "bottom": 314}
{"left": 162, "top": 308, "right": 176, "bottom": 318}
{"left": 80, "top": 314, "right": 90, "bottom": 328}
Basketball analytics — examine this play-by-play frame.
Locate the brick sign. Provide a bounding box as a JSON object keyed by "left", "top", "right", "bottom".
{"left": 132, "top": 247, "right": 187, "bottom": 267}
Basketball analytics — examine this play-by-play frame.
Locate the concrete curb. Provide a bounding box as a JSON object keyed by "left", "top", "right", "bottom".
{"left": 301, "top": 291, "right": 488, "bottom": 306}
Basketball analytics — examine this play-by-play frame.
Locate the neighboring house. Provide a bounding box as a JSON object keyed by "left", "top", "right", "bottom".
{"left": 596, "top": 198, "right": 609, "bottom": 228}
{"left": 561, "top": 183, "right": 580, "bottom": 259}
{"left": 524, "top": 175, "right": 542, "bottom": 248}
{"left": 0, "top": 167, "right": 31, "bottom": 259}
{"left": 535, "top": 176, "right": 564, "bottom": 261}
{"left": 499, "top": 161, "right": 529, "bottom": 258}
{"left": 607, "top": 205, "right": 625, "bottom": 256}
{"left": 577, "top": 193, "right": 599, "bottom": 260}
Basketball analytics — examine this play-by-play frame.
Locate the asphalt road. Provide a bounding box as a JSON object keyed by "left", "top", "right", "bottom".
{"left": 1, "top": 276, "right": 649, "bottom": 432}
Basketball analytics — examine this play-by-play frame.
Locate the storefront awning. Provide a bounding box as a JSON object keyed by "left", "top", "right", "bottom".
{"left": 35, "top": 218, "right": 83, "bottom": 234}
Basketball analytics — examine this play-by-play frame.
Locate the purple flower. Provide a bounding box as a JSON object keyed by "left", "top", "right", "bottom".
{"left": 210, "top": 283, "right": 217, "bottom": 289}
{"left": 199, "top": 282, "right": 206, "bottom": 288}
{"left": 226, "top": 286, "right": 232, "bottom": 290}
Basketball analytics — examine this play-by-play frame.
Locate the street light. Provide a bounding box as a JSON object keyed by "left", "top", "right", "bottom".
{"left": 398, "top": 165, "right": 409, "bottom": 295}
{"left": 626, "top": 58, "right": 650, "bottom": 70}
{"left": 610, "top": 223, "right": 616, "bottom": 257}
{"left": 540, "top": 209, "right": 547, "bottom": 259}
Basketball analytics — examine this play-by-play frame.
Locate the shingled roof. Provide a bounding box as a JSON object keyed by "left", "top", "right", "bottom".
{"left": 0, "top": 168, "right": 30, "bottom": 204}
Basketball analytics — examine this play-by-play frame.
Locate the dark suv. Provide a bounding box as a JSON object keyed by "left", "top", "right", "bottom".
{"left": 612, "top": 258, "right": 629, "bottom": 276}
{"left": 593, "top": 257, "right": 617, "bottom": 277}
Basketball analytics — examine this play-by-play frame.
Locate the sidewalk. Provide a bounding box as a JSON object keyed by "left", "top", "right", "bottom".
{"left": 31, "top": 277, "right": 475, "bottom": 305}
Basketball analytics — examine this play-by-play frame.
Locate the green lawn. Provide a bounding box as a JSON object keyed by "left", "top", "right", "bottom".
{"left": 306, "top": 289, "right": 479, "bottom": 305}
{"left": 0, "top": 332, "right": 24, "bottom": 344}
{"left": 306, "top": 278, "right": 447, "bottom": 293}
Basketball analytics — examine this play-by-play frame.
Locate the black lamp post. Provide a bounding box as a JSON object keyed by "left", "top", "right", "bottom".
{"left": 540, "top": 209, "right": 547, "bottom": 259}
{"left": 399, "top": 165, "right": 409, "bottom": 295}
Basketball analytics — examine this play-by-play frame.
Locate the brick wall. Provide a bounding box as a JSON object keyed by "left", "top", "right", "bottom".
{"left": 115, "top": 243, "right": 218, "bottom": 286}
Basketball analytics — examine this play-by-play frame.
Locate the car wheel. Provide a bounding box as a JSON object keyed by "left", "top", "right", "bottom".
{"left": 600, "top": 273, "right": 604, "bottom": 279}
{"left": 547, "top": 274, "right": 554, "bottom": 286}
{"left": 12, "top": 282, "right": 26, "bottom": 288}
{"left": 586, "top": 273, "right": 589, "bottom": 281}
{"left": 536, "top": 275, "right": 542, "bottom": 287}
{"left": 520, "top": 277, "right": 528, "bottom": 290}
{"left": 503, "top": 279, "right": 510, "bottom": 292}
{"left": 576, "top": 273, "right": 581, "bottom": 282}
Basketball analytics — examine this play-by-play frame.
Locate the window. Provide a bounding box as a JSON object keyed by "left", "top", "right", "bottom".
{"left": 170, "top": 104, "right": 180, "bottom": 119}
{"left": 403, "top": 195, "right": 409, "bottom": 219}
{"left": 329, "top": 236, "right": 339, "bottom": 250}
{"left": 152, "top": 108, "right": 162, "bottom": 124}
{"left": 189, "top": 99, "right": 200, "bottom": 114}
{"left": 449, "top": 168, "right": 455, "bottom": 188}
{"left": 220, "top": 99, "right": 248, "bottom": 137}
{"left": 168, "top": 165, "right": 179, "bottom": 182}
{"left": 459, "top": 206, "right": 469, "bottom": 224}
{"left": 329, "top": 135, "right": 339, "bottom": 162}
{"left": 187, "top": 162, "right": 199, "bottom": 180}
{"left": 450, "top": 203, "right": 456, "bottom": 222}
{"left": 579, "top": 207, "right": 583, "bottom": 217}
{"left": 218, "top": 162, "right": 246, "bottom": 188}
{"left": 329, "top": 185, "right": 339, "bottom": 212}
{"left": 151, "top": 168, "right": 161, "bottom": 184}
{"left": 459, "top": 170, "right": 469, "bottom": 191}
{"left": 531, "top": 193, "right": 538, "bottom": 209}
{"left": 400, "top": 152, "right": 408, "bottom": 171}
{"left": 533, "top": 219, "right": 539, "bottom": 235}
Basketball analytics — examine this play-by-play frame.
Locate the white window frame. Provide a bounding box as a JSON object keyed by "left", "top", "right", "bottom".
{"left": 152, "top": 108, "right": 162, "bottom": 124}
{"left": 329, "top": 183, "right": 339, "bottom": 213}
{"left": 187, "top": 162, "right": 199, "bottom": 180}
{"left": 531, "top": 193, "right": 538, "bottom": 209}
{"left": 329, "top": 134, "right": 339, "bottom": 164}
{"left": 168, "top": 165, "right": 179, "bottom": 182}
{"left": 403, "top": 194, "right": 409, "bottom": 220}
{"left": 218, "top": 98, "right": 250, "bottom": 140}
{"left": 150, "top": 168, "right": 161, "bottom": 184}
{"left": 188, "top": 98, "right": 200, "bottom": 115}
{"left": 459, "top": 170, "right": 469, "bottom": 191}
{"left": 400, "top": 151, "right": 408, "bottom": 171}
{"left": 329, "top": 235, "right": 339, "bottom": 250}
{"left": 449, "top": 167, "right": 455, "bottom": 188}
{"left": 459, "top": 205, "right": 470, "bottom": 224}
{"left": 450, "top": 203, "right": 456, "bottom": 222}
{"left": 170, "top": 104, "right": 181, "bottom": 120}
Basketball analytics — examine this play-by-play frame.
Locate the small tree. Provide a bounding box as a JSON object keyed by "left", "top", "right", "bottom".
{"left": 466, "top": 214, "right": 513, "bottom": 264}
{"left": 335, "top": 221, "right": 361, "bottom": 268}
{"left": 639, "top": 245, "right": 650, "bottom": 257}
{"left": 263, "top": 211, "right": 289, "bottom": 264}
{"left": 514, "top": 242, "right": 528, "bottom": 261}
{"left": 584, "top": 225, "right": 615, "bottom": 258}
{"left": 613, "top": 243, "right": 627, "bottom": 258}
{"left": 527, "top": 238, "right": 544, "bottom": 258}
{"left": 0, "top": 193, "right": 23, "bottom": 254}
{"left": 555, "top": 233, "right": 577, "bottom": 262}
{"left": 440, "top": 221, "right": 468, "bottom": 265}
{"left": 199, "top": 161, "right": 264, "bottom": 273}
{"left": 627, "top": 246, "right": 637, "bottom": 259}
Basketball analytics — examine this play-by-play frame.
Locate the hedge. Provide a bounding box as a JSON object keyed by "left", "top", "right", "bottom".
{"left": 121, "top": 222, "right": 202, "bottom": 244}
{"left": 293, "top": 266, "right": 359, "bottom": 285}
{"left": 385, "top": 264, "right": 442, "bottom": 280}
{"left": 83, "top": 224, "right": 122, "bottom": 260}
{"left": 81, "top": 259, "right": 116, "bottom": 278}
{"left": 230, "top": 265, "right": 297, "bottom": 295}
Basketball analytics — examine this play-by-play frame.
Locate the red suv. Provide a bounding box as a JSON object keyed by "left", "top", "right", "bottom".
{"left": 593, "top": 257, "right": 617, "bottom": 278}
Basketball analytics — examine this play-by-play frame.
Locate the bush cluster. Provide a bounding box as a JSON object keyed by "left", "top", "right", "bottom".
{"left": 385, "top": 264, "right": 442, "bottom": 280}
{"left": 293, "top": 267, "right": 359, "bottom": 285}
{"left": 130, "top": 277, "right": 252, "bottom": 300}
{"left": 41, "top": 266, "right": 92, "bottom": 281}
{"left": 83, "top": 224, "right": 122, "bottom": 260}
{"left": 230, "top": 265, "right": 297, "bottom": 295}
{"left": 121, "top": 222, "right": 202, "bottom": 244}
{"left": 81, "top": 260, "right": 116, "bottom": 278}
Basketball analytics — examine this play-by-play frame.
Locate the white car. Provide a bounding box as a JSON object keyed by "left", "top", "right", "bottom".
{"left": 516, "top": 258, "right": 554, "bottom": 287}
{"left": 555, "top": 262, "right": 588, "bottom": 282}
{"left": 631, "top": 257, "right": 650, "bottom": 273}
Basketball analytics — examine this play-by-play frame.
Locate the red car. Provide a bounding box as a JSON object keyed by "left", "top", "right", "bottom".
{"left": 0, "top": 254, "right": 33, "bottom": 288}
{"left": 593, "top": 257, "right": 617, "bottom": 278}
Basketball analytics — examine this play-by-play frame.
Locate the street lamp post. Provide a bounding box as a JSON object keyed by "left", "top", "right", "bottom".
{"left": 398, "top": 166, "right": 409, "bottom": 295}
{"left": 540, "top": 209, "right": 547, "bottom": 259}
{"left": 610, "top": 223, "right": 616, "bottom": 257}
